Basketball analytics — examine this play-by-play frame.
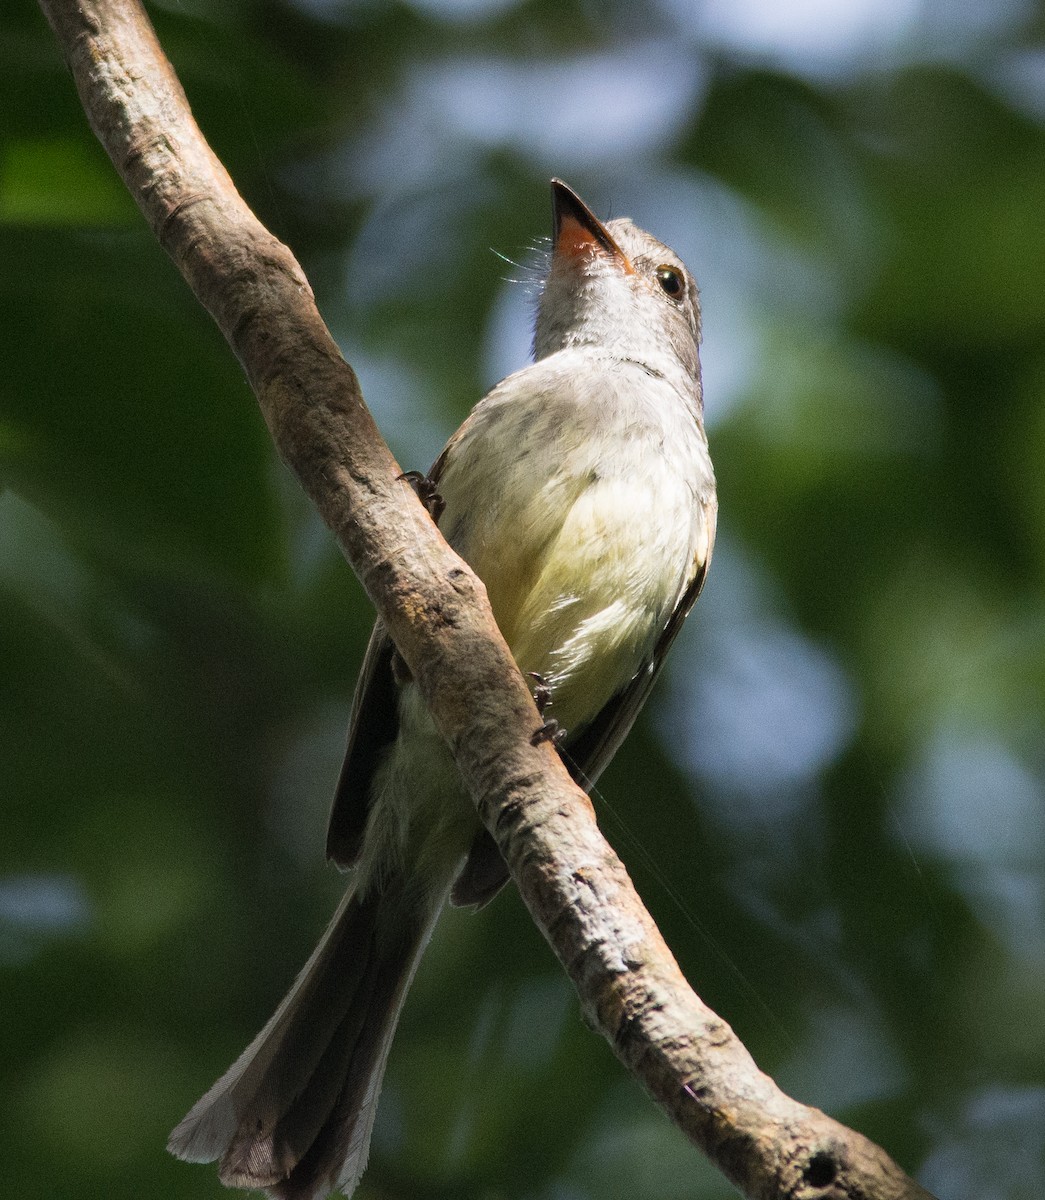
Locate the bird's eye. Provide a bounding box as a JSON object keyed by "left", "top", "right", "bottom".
{"left": 655, "top": 265, "right": 684, "bottom": 299}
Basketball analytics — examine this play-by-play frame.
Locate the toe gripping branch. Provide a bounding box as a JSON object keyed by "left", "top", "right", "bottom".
{"left": 400, "top": 470, "right": 445, "bottom": 524}
{"left": 528, "top": 672, "right": 566, "bottom": 746}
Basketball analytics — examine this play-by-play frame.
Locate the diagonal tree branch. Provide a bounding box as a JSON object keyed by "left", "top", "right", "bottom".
{"left": 38, "top": 2, "right": 937, "bottom": 1197}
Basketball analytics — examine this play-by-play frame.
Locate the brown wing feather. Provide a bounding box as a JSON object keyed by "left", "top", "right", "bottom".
{"left": 563, "top": 506, "right": 716, "bottom": 791}
{"left": 327, "top": 458, "right": 456, "bottom": 871}
{"left": 450, "top": 826, "right": 511, "bottom": 909}
{"left": 326, "top": 622, "right": 399, "bottom": 867}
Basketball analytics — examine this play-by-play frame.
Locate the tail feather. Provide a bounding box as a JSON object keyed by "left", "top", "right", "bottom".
{"left": 169, "top": 876, "right": 441, "bottom": 1200}
{"left": 270, "top": 928, "right": 419, "bottom": 1200}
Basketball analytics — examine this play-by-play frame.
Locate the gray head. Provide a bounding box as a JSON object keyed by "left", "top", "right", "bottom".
{"left": 533, "top": 180, "right": 702, "bottom": 404}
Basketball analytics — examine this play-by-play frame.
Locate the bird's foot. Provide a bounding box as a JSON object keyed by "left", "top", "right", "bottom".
{"left": 528, "top": 671, "right": 553, "bottom": 717}
{"left": 531, "top": 719, "right": 566, "bottom": 747}
{"left": 400, "top": 470, "right": 445, "bottom": 523}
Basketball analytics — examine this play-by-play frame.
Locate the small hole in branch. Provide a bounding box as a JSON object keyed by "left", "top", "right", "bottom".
{"left": 804, "top": 1150, "right": 837, "bottom": 1188}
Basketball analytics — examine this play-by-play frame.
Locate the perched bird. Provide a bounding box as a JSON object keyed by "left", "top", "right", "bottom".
{"left": 169, "top": 179, "right": 717, "bottom": 1200}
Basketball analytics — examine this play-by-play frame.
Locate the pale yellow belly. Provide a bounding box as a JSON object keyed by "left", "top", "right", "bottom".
{"left": 448, "top": 468, "right": 695, "bottom": 733}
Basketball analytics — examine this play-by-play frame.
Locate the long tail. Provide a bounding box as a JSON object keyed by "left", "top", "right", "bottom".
{"left": 168, "top": 874, "right": 442, "bottom": 1200}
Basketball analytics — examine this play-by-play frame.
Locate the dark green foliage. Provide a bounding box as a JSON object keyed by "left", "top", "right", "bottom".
{"left": 3, "top": 1, "right": 1044, "bottom": 1197}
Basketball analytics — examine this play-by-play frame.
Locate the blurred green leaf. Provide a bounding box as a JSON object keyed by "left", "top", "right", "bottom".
{"left": 3, "top": 1, "right": 1044, "bottom": 1199}
{"left": 0, "top": 136, "right": 135, "bottom": 225}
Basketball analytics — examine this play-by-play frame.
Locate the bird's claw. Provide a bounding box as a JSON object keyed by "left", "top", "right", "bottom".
{"left": 400, "top": 471, "right": 445, "bottom": 523}
{"left": 528, "top": 671, "right": 553, "bottom": 717}
{"left": 531, "top": 719, "right": 566, "bottom": 747}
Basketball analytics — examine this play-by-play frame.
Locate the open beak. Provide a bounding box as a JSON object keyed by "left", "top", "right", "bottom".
{"left": 550, "top": 179, "right": 632, "bottom": 272}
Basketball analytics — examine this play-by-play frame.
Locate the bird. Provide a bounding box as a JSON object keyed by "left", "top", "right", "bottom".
{"left": 168, "top": 179, "right": 717, "bottom": 1200}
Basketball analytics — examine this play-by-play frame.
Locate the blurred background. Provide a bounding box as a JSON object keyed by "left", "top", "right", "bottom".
{"left": 3, "top": 0, "right": 1045, "bottom": 1196}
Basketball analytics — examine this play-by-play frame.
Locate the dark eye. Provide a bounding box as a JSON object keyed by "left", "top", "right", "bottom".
{"left": 655, "top": 265, "right": 684, "bottom": 299}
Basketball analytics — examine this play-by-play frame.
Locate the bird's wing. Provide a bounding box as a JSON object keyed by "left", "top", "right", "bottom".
{"left": 326, "top": 445, "right": 458, "bottom": 870}
{"left": 328, "top": 611, "right": 506, "bottom": 906}
{"left": 326, "top": 451, "right": 455, "bottom": 868}
{"left": 326, "top": 620, "right": 399, "bottom": 867}
{"left": 564, "top": 517, "right": 714, "bottom": 792}
{"left": 454, "top": 494, "right": 716, "bottom": 908}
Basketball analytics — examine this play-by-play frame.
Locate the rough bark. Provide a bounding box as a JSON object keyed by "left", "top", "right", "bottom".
{"left": 38, "top": 2, "right": 937, "bottom": 1197}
